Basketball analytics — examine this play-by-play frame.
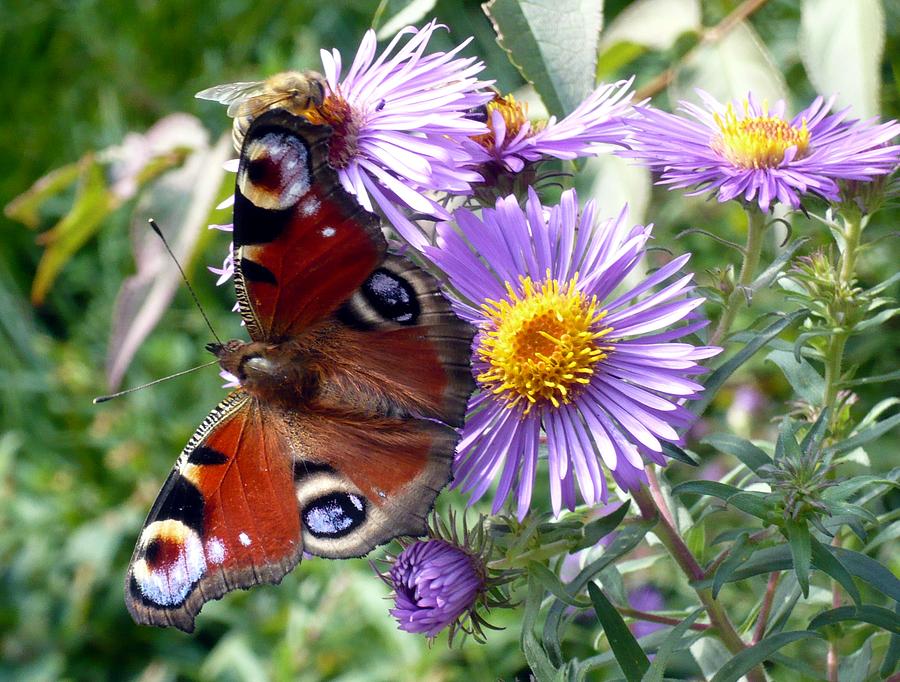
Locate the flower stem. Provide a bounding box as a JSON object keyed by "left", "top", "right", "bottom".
{"left": 619, "top": 607, "right": 711, "bottom": 631}
{"left": 631, "top": 485, "right": 766, "bottom": 682}
{"left": 752, "top": 571, "right": 781, "bottom": 644}
{"left": 710, "top": 208, "right": 767, "bottom": 346}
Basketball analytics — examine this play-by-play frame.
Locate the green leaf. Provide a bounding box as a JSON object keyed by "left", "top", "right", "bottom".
{"left": 827, "top": 412, "right": 900, "bottom": 455}
{"left": 808, "top": 605, "right": 900, "bottom": 635}
{"left": 671, "top": 20, "right": 787, "bottom": 105}
{"left": 809, "top": 536, "right": 861, "bottom": 606}
{"left": 709, "top": 631, "right": 823, "bottom": 682}
{"left": 588, "top": 583, "right": 650, "bottom": 682}
{"left": 750, "top": 237, "right": 811, "bottom": 294}
{"left": 523, "top": 573, "right": 559, "bottom": 681}
{"left": 712, "top": 532, "right": 754, "bottom": 598}
{"left": 660, "top": 441, "right": 698, "bottom": 466}
{"left": 4, "top": 159, "right": 84, "bottom": 228}
{"left": 723, "top": 545, "right": 793, "bottom": 583}
{"left": 879, "top": 604, "right": 900, "bottom": 678}
{"left": 775, "top": 418, "right": 804, "bottom": 461}
{"left": 832, "top": 547, "right": 900, "bottom": 603}
{"left": 702, "top": 433, "right": 771, "bottom": 474}
{"left": 800, "top": 0, "right": 885, "bottom": 119}
{"left": 785, "top": 519, "right": 811, "bottom": 597}
{"left": 841, "top": 368, "right": 900, "bottom": 387}
{"left": 767, "top": 349, "right": 825, "bottom": 405}
{"left": 800, "top": 408, "right": 830, "bottom": 455}
{"left": 484, "top": 0, "right": 602, "bottom": 117}
{"left": 31, "top": 158, "right": 116, "bottom": 304}
{"left": 822, "top": 475, "right": 898, "bottom": 503}
{"left": 575, "top": 501, "right": 631, "bottom": 551}
{"left": 690, "top": 310, "right": 807, "bottom": 417}
{"left": 838, "top": 636, "right": 872, "bottom": 682}
{"left": 640, "top": 608, "right": 703, "bottom": 682}
{"left": 528, "top": 561, "right": 590, "bottom": 607}
{"left": 671, "top": 481, "right": 772, "bottom": 521}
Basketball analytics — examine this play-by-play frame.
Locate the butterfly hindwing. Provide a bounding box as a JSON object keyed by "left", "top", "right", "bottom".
{"left": 125, "top": 392, "right": 302, "bottom": 632}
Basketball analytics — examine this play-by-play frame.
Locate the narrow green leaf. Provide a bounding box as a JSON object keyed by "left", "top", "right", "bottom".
{"left": 879, "top": 604, "right": 900, "bottom": 678}
{"left": 709, "top": 631, "right": 823, "bottom": 682}
{"left": 660, "top": 441, "right": 697, "bottom": 466}
{"left": 528, "top": 561, "right": 590, "bottom": 608}
{"left": 827, "top": 412, "right": 900, "bottom": 455}
{"left": 702, "top": 433, "right": 771, "bottom": 474}
{"left": 724, "top": 545, "right": 793, "bottom": 583}
{"left": 4, "top": 159, "right": 84, "bottom": 228}
{"left": 767, "top": 349, "right": 825, "bottom": 405}
{"left": 588, "top": 583, "right": 650, "bottom": 682}
{"left": 713, "top": 532, "right": 754, "bottom": 598}
{"left": 575, "top": 501, "right": 631, "bottom": 551}
{"left": 839, "top": 636, "right": 872, "bottom": 682}
{"left": 785, "top": 519, "right": 811, "bottom": 597}
{"left": 671, "top": 481, "right": 772, "bottom": 521}
{"left": 841, "top": 368, "right": 900, "bottom": 387}
{"left": 523, "top": 573, "right": 559, "bottom": 681}
{"left": 483, "top": 0, "right": 602, "bottom": 117}
{"left": 690, "top": 310, "right": 807, "bottom": 417}
{"left": 809, "top": 605, "right": 900, "bottom": 635}
{"left": 832, "top": 547, "right": 900, "bottom": 603}
{"left": 750, "top": 237, "right": 811, "bottom": 293}
{"left": 809, "top": 536, "right": 861, "bottom": 606}
{"left": 821, "top": 477, "right": 896, "bottom": 503}
{"left": 641, "top": 608, "right": 703, "bottom": 682}
{"left": 775, "top": 418, "right": 804, "bottom": 461}
{"left": 800, "top": 408, "right": 830, "bottom": 455}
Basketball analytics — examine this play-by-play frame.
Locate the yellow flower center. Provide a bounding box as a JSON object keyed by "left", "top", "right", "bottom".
{"left": 713, "top": 101, "right": 810, "bottom": 169}
{"left": 476, "top": 274, "right": 612, "bottom": 413}
{"left": 472, "top": 94, "right": 545, "bottom": 150}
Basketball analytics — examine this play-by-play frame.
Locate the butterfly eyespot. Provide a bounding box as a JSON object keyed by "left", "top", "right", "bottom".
{"left": 302, "top": 492, "right": 367, "bottom": 538}
{"left": 132, "top": 519, "right": 206, "bottom": 607}
{"left": 238, "top": 132, "right": 311, "bottom": 210}
{"left": 362, "top": 269, "right": 419, "bottom": 325}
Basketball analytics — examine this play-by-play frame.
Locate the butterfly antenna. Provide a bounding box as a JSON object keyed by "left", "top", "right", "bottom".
{"left": 148, "top": 218, "right": 223, "bottom": 346}
{"left": 93, "top": 360, "right": 221, "bottom": 404}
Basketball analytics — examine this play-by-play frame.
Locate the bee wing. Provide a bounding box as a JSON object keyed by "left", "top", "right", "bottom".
{"left": 195, "top": 80, "right": 266, "bottom": 107}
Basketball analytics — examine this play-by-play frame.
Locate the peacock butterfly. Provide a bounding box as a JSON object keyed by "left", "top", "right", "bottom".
{"left": 123, "top": 109, "right": 475, "bottom": 632}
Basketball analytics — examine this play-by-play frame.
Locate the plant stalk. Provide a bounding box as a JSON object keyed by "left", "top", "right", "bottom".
{"left": 632, "top": 485, "right": 766, "bottom": 682}
{"left": 710, "top": 208, "right": 767, "bottom": 346}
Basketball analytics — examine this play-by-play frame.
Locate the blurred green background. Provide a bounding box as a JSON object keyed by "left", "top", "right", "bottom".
{"left": 1, "top": 1, "right": 897, "bottom": 680}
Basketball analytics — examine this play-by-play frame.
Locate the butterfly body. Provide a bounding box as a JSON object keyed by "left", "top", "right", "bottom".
{"left": 124, "top": 110, "right": 474, "bottom": 632}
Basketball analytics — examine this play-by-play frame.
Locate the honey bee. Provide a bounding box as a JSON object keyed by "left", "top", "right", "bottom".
{"left": 196, "top": 70, "right": 327, "bottom": 151}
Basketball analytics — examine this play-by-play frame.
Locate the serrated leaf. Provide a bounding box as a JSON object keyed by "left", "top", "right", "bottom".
{"left": 484, "top": 0, "right": 602, "bottom": 117}
{"left": 800, "top": 0, "right": 884, "bottom": 119}
{"left": 709, "top": 631, "right": 822, "bottom": 682}
{"left": 712, "top": 531, "right": 754, "bottom": 598}
{"left": 640, "top": 608, "right": 703, "bottom": 682}
{"left": 703, "top": 433, "right": 771, "bottom": 474}
{"left": 785, "top": 519, "right": 811, "bottom": 597}
{"left": 671, "top": 20, "right": 787, "bottom": 105}
{"left": 832, "top": 547, "right": 900, "bottom": 603}
{"left": 588, "top": 583, "right": 650, "bottom": 682}
{"left": 767, "top": 349, "right": 825, "bottom": 405}
{"left": 809, "top": 536, "right": 861, "bottom": 606}
{"left": 690, "top": 310, "right": 807, "bottom": 417}
{"left": 809, "top": 605, "right": 900, "bottom": 635}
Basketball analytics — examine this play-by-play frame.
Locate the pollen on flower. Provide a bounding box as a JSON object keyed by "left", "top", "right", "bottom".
{"left": 472, "top": 94, "right": 543, "bottom": 150}
{"left": 477, "top": 273, "right": 611, "bottom": 413}
{"left": 303, "top": 94, "right": 361, "bottom": 169}
{"left": 713, "top": 100, "right": 810, "bottom": 169}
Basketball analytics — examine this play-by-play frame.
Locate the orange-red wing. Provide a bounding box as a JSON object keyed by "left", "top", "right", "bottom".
{"left": 124, "top": 392, "right": 301, "bottom": 632}
{"left": 231, "top": 110, "right": 386, "bottom": 341}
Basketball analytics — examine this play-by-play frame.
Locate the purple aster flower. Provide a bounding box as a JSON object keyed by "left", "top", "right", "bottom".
{"left": 199, "top": 20, "right": 492, "bottom": 271}
{"left": 623, "top": 91, "right": 900, "bottom": 213}
{"left": 428, "top": 189, "right": 719, "bottom": 519}
{"left": 468, "top": 79, "right": 635, "bottom": 175}
{"left": 386, "top": 539, "right": 485, "bottom": 638}
{"left": 628, "top": 585, "right": 666, "bottom": 638}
